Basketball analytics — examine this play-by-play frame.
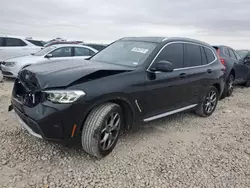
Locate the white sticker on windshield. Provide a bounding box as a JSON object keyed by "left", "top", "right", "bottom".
{"left": 131, "top": 47, "right": 149, "bottom": 54}
{"left": 133, "top": 62, "right": 139, "bottom": 65}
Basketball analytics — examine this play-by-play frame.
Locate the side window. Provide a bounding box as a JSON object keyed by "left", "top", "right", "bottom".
{"left": 0, "top": 37, "right": 4, "bottom": 47}
{"left": 51, "top": 47, "right": 72, "bottom": 57}
{"left": 200, "top": 46, "right": 208, "bottom": 65}
{"left": 154, "top": 43, "right": 184, "bottom": 69}
{"left": 228, "top": 48, "right": 237, "bottom": 60}
{"left": 74, "top": 47, "right": 91, "bottom": 56}
{"left": 224, "top": 48, "right": 230, "bottom": 56}
{"left": 233, "top": 50, "right": 241, "bottom": 60}
{"left": 5, "top": 38, "right": 27, "bottom": 47}
{"left": 185, "top": 43, "right": 202, "bottom": 67}
{"left": 204, "top": 47, "right": 216, "bottom": 63}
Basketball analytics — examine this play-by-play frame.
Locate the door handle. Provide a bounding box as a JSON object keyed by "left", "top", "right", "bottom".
{"left": 179, "top": 73, "right": 187, "bottom": 78}
{"left": 207, "top": 69, "right": 212, "bottom": 73}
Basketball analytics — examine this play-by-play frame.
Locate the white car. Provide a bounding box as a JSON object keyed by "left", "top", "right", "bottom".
{"left": 0, "top": 36, "right": 43, "bottom": 62}
{"left": 1, "top": 44, "right": 98, "bottom": 78}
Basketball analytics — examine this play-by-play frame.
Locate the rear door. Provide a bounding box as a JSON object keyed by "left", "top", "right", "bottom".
{"left": 183, "top": 43, "right": 211, "bottom": 104}
{"left": 73, "top": 47, "right": 95, "bottom": 59}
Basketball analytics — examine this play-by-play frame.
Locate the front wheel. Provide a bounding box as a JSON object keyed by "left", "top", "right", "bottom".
{"left": 195, "top": 86, "right": 219, "bottom": 117}
{"left": 81, "top": 103, "right": 123, "bottom": 158}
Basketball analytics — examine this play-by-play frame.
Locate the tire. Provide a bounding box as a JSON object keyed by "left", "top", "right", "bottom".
{"left": 243, "top": 76, "right": 250, "bottom": 87}
{"left": 221, "top": 74, "right": 234, "bottom": 98}
{"left": 81, "top": 103, "right": 123, "bottom": 158}
{"left": 195, "top": 86, "right": 219, "bottom": 117}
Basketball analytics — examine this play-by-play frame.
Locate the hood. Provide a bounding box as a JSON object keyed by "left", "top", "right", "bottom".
{"left": 5, "top": 55, "right": 43, "bottom": 63}
{"left": 25, "top": 59, "right": 134, "bottom": 89}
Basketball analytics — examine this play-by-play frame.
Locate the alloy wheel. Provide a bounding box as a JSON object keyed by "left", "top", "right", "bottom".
{"left": 100, "top": 112, "right": 121, "bottom": 151}
{"left": 227, "top": 75, "right": 234, "bottom": 96}
{"left": 204, "top": 90, "right": 217, "bottom": 113}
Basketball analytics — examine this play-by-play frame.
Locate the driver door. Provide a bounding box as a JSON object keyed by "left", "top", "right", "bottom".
{"left": 48, "top": 47, "right": 74, "bottom": 62}
{"left": 142, "top": 42, "right": 190, "bottom": 120}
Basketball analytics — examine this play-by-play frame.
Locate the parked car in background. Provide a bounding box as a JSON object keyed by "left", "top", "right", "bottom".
{"left": 0, "top": 36, "right": 43, "bottom": 62}
{"left": 10, "top": 37, "right": 225, "bottom": 158}
{"left": 1, "top": 44, "right": 97, "bottom": 78}
{"left": 236, "top": 50, "right": 250, "bottom": 86}
{"left": 81, "top": 43, "right": 107, "bottom": 51}
{"left": 212, "top": 45, "right": 249, "bottom": 98}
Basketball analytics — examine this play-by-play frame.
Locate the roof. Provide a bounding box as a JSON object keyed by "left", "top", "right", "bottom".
{"left": 120, "top": 37, "right": 166, "bottom": 43}
{"left": 48, "top": 44, "right": 98, "bottom": 52}
{"left": 120, "top": 36, "right": 212, "bottom": 47}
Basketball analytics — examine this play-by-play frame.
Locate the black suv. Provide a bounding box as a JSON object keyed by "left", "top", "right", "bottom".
{"left": 213, "top": 46, "right": 250, "bottom": 97}
{"left": 9, "top": 37, "right": 225, "bottom": 158}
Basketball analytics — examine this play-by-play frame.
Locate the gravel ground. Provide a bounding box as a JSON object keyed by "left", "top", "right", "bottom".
{"left": 0, "top": 78, "right": 250, "bottom": 188}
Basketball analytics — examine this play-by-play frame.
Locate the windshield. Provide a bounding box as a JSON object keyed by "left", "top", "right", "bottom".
{"left": 33, "top": 46, "right": 56, "bottom": 56}
{"left": 236, "top": 50, "right": 249, "bottom": 58}
{"left": 90, "top": 40, "right": 157, "bottom": 67}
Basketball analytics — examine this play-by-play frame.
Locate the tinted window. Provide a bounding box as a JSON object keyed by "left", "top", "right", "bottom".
{"left": 154, "top": 43, "right": 184, "bottom": 69}
{"left": 75, "top": 47, "right": 92, "bottom": 56}
{"left": 86, "top": 44, "right": 106, "bottom": 51}
{"left": 90, "top": 40, "right": 157, "bottom": 67}
{"left": 200, "top": 47, "right": 208, "bottom": 65}
{"left": 51, "top": 47, "right": 72, "bottom": 57}
{"left": 233, "top": 50, "right": 241, "bottom": 60}
{"left": 5, "top": 38, "right": 27, "bottom": 47}
{"left": 204, "top": 47, "right": 215, "bottom": 63}
{"left": 27, "top": 40, "right": 44, "bottom": 47}
{"left": 0, "top": 37, "right": 3, "bottom": 47}
{"left": 224, "top": 48, "right": 230, "bottom": 56}
{"left": 236, "top": 50, "right": 249, "bottom": 58}
{"left": 228, "top": 48, "right": 237, "bottom": 59}
{"left": 185, "top": 44, "right": 202, "bottom": 67}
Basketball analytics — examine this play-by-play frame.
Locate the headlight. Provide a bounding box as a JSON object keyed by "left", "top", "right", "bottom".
{"left": 5, "top": 61, "right": 16, "bottom": 67}
{"left": 44, "top": 90, "right": 85, "bottom": 103}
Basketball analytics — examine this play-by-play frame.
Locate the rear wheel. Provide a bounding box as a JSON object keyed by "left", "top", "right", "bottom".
{"left": 243, "top": 75, "right": 250, "bottom": 87}
{"left": 81, "top": 103, "right": 123, "bottom": 158}
{"left": 195, "top": 86, "right": 219, "bottom": 117}
{"left": 221, "top": 74, "right": 234, "bottom": 98}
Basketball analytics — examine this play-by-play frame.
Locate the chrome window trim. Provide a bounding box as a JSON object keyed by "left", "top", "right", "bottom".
{"left": 147, "top": 41, "right": 218, "bottom": 73}
{"left": 143, "top": 104, "right": 197, "bottom": 122}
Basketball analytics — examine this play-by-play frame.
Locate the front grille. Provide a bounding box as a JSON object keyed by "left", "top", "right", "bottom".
{"left": 13, "top": 70, "right": 41, "bottom": 107}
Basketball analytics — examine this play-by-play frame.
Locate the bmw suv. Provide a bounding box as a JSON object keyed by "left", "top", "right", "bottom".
{"left": 9, "top": 37, "right": 225, "bottom": 158}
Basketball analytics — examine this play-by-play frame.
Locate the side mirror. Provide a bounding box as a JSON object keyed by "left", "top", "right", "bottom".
{"left": 244, "top": 56, "right": 250, "bottom": 64}
{"left": 151, "top": 60, "right": 174, "bottom": 72}
{"left": 45, "top": 53, "right": 53, "bottom": 58}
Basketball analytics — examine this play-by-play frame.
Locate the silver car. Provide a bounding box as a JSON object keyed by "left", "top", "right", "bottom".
{"left": 0, "top": 44, "right": 98, "bottom": 78}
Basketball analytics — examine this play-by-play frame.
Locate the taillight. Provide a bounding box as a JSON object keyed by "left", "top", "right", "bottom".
{"left": 220, "top": 58, "right": 226, "bottom": 65}
{"left": 216, "top": 49, "right": 226, "bottom": 67}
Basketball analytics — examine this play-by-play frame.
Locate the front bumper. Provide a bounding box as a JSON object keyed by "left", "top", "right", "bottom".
{"left": 10, "top": 95, "right": 91, "bottom": 143}
{"left": 1, "top": 65, "right": 18, "bottom": 78}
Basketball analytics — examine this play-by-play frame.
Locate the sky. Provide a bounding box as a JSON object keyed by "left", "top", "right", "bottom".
{"left": 0, "top": 0, "right": 250, "bottom": 49}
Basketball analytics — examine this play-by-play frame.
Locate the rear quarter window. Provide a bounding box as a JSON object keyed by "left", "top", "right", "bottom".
{"left": 204, "top": 47, "right": 216, "bottom": 63}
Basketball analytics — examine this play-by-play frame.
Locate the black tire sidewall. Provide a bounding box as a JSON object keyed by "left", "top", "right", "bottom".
{"left": 202, "top": 86, "right": 219, "bottom": 116}
{"left": 97, "top": 105, "right": 123, "bottom": 157}
{"left": 226, "top": 74, "right": 234, "bottom": 96}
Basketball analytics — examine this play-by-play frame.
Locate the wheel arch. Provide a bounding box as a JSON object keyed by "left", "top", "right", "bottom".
{"left": 80, "top": 96, "right": 136, "bottom": 132}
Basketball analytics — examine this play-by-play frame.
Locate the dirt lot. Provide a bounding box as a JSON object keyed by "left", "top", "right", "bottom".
{"left": 0, "top": 77, "right": 250, "bottom": 188}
